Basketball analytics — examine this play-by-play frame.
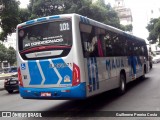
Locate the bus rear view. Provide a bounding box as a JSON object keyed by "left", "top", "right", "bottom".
{"left": 16, "top": 14, "right": 86, "bottom": 99}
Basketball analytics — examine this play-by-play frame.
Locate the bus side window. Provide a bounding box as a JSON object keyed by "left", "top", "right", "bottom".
{"left": 89, "top": 36, "right": 99, "bottom": 57}
{"left": 80, "top": 32, "right": 91, "bottom": 57}
{"left": 95, "top": 27, "right": 105, "bottom": 57}
{"left": 80, "top": 33, "right": 99, "bottom": 57}
{"left": 99, "top": 35, "right": 106, "bottom": 56}
{"left": 127, "top": 39, "right": 134, "bottom": 56}
{"left": 80, "top": 23, "right": 93, "bottom": 57}
{"left": 104, "top": 33, "right": 113, "bottom": 57}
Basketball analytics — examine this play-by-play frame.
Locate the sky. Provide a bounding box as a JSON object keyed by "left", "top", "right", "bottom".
{"left": 19, "top": 0, "right": 29, "bottom": 8}
{"left": 19, "top": 0, "right": 160, "bottom": 40}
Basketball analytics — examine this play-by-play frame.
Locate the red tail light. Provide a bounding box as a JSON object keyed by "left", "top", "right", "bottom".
{"left": 72, "top": 63, "right": 80, "bottom": 86}
{"left": 18, "top": 26, "right": 22, "bottom": 29}
{"left": 18, "top": 67, "right": 23, "bottom": 87}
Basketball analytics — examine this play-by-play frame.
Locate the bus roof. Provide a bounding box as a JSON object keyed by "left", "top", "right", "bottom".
{"left": 17, "top": 13, "right": 145, "bottom": 43}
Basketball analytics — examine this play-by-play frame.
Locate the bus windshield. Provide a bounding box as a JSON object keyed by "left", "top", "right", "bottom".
{"left": 18, "top": 20, "right": 72, "bottom": 52}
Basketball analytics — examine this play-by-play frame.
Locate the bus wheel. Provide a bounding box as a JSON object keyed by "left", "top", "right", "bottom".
{"left": 118, "top": 73, "right": 126, "bottom": 95}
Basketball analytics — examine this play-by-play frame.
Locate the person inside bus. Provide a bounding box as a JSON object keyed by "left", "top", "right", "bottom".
{"left": 90, "top": 36, "right": 99, "bottom": 57}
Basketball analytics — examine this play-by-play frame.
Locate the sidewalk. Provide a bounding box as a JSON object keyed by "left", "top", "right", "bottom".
{"left": 0, "top": 74, "right": 12, "bottom": 80}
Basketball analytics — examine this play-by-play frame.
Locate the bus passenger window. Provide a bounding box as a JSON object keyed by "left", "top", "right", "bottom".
{"left": 90, "top": 36, "right": 98, "bottom": 57}
{"left": 80, "top": 23, "right": 100, "bottom": 57}
{"left": 80, "top": 32, "right": 90, "bottom": 57}
{"left": 103, "top": 33, "right": 113, "bottom": 56}
{"left": 80, "top": 23, "right": 93, "bottom": 57}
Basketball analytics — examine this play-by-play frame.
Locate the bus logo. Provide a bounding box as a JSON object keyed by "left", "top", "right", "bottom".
{"left": 64, "top": 75, "right": 71, "bottom": 82}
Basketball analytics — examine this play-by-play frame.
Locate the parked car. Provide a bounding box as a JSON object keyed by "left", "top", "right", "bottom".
{"left": 8, "top": 66, "right": 17, "bottom": 73}
{"left": 4, "top": 74, "right": 19, "bottom": 93}
{"left": 152, "top": 55, "right": 160, "bottom": 63}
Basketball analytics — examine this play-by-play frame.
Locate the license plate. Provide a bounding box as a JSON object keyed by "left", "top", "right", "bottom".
{"left": 41, "top": 92, "right": 51, "bottom": 97}
{"left": 10, "top": 81, "right": 17, "bottom": 84}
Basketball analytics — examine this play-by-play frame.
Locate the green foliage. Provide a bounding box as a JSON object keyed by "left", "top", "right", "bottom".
{"left": 120, "top": 24, "right": 133, "bottom": 32}
{"left": 0, "top": 0, "right": 20, "bottom": 40}
{"left": 0, "top": 0, "right": 132, "bottom": 41}
{"left": 146, "top": 18, "right": 160, "bottom": 44}
{"left": 6, "top": 47, "right": 16, "bottom": 65}
{"left": 0, "top": 43, "right": 7, "bottom": 62}
{"left": 28, "top": 0, "right": 122, "bottom": 29}
{"left": 0, "top": 44, "right": 16, "bottom": 65}
{"left": 28, "top": 0, "right": 66, "bottom": 19}
{"left": 19, "top": 8, "right": 30, "bottom": 23}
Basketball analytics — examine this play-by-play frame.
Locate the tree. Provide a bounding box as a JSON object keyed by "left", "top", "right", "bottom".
{"left": 28, "top": 0, "right": 66, "bottom": 19}
{"left": 146, "top": 18, "right": 160, "bottom": 44}
{"left": 122, "top": 24, "right": 133, "bottom": 32}
{"left": 19, "top": 8, "right": 30, "bottom": 23}
{"left": 0, "top": 43, "right": 7, "bottom": 62}
{"left": 6, "top": 47, "right": 16, "bottom": 66}
{"left": 89, "top": 0, "right": 121, "bottom": 28}
{"left": 0, "top": 0, "right": 131, "bottom": 41}
{"left": 93, "top": 0, "right": 121, "bottom": 28}
{"left": 0, "top": 0, "right": 20, "bottom": 41}
{"left": 28, "top": 0, "right": 122, "bottom": 29}
{"left": 0, "top": 44, "right": 16, "bottom": 66}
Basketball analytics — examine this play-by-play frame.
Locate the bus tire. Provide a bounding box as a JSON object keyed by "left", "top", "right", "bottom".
{"left": 118, "top": 73, "right": 126, "bottom": 95}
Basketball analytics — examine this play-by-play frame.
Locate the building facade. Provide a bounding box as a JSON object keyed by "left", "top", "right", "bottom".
{"left": 113, "top": 0, "right": 132, "bottom": 26}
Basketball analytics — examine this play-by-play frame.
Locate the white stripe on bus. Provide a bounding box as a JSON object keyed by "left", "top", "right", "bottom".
{"left": 36, "top": 60, "right": 46, "bottom": 85}
{"left": 48, "top": 59, "right": 62, "bottom": 85}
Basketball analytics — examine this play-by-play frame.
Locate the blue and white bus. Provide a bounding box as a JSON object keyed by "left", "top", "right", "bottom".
{"left": 16, "top": 14, "right": 149, "bottom": 99}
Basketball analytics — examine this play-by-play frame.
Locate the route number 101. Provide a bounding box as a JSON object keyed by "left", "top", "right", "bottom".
{"left": 60, "top": 23, "right": 70, "bottom": 31}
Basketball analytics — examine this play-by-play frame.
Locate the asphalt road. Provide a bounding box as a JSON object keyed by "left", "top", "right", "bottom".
{"left": 0, "top": 63, "right": 160, "bottom": 120}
